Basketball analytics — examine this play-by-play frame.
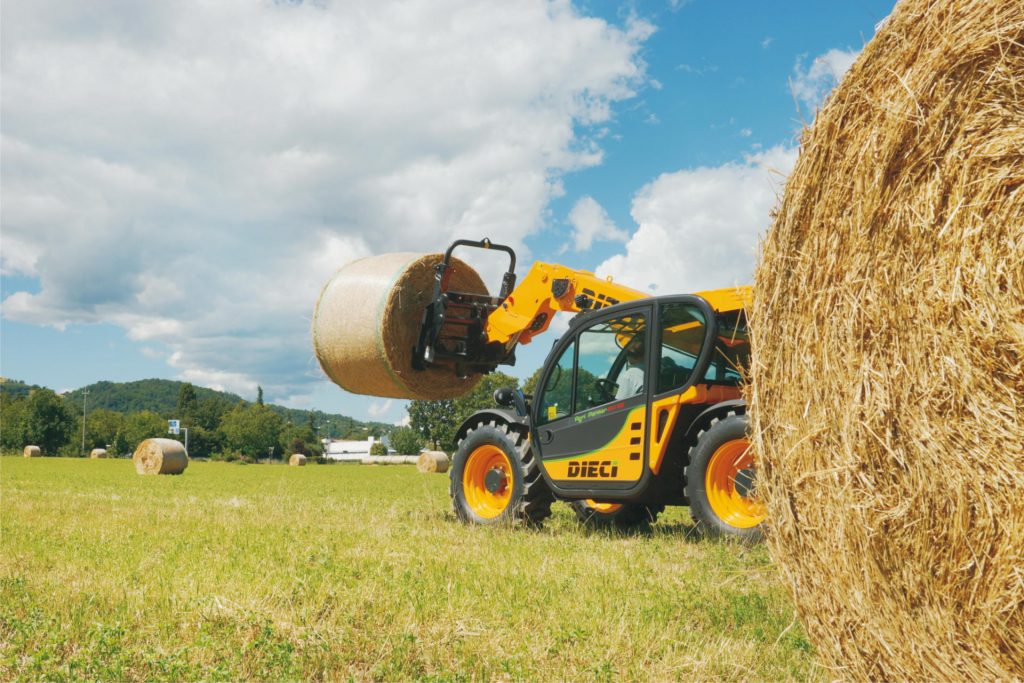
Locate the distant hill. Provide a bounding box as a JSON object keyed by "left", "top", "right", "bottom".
{"left": 0, "top": 378, "right": 46, "bottom": 400}
{"left": 63, "top": 379, "right": 243, "bottom": 414}
{"left": 10, "top": 377, "right": 391, "bottom": 435}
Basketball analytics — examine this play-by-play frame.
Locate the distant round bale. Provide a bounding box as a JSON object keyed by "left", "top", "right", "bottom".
{"left": 132, "top": 438, "right": 188, "bottom": 475}
{"left": 416, "top": 450, "right": 449, "bottom": 474}
{"left": 749, "top": 0, "right": 1024, "bottom": 679}
{"left": 90, "top": 448, "right": 109, "bottom": 459}
{"left": 23, "top": 445, "right": 41, "bottom": 458}
{"left": 289, "top": 453, "right": 307, "bottom": 466}
{"left": 312, "top": 253, "right": 486, "bottom": 400}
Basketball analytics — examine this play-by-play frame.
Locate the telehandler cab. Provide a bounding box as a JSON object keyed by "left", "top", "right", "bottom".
{"left": 414, "top": 238, "right": 764, "bottom": 539}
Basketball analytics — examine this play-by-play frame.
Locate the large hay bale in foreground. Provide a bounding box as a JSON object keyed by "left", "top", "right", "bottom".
{"left": 23, "top": 445, "right": 41, "bottom": 458}
{"left": 90, "top": 448, "right": 109, "bottom": 459}
{"left": 132, "top": 438, "right": 188, "bottom": 475}
{"left": 289, "top": 453, "right": 307, "bottom": 466}
{"left": 416, "top": 450, "right": 449, "bottom": 474}
{"left": 312, "top": 253, "right": 487, "bottom": 400}
{"left": 749, "top": 0, "right": 1024, "bottom": 679}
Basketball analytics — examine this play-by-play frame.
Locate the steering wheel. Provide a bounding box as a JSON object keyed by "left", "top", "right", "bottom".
{"left": 593, "top": 378, "right": 617, "bottom": 403}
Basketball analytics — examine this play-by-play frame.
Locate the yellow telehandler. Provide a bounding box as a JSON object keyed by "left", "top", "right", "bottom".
{"left": 409, "top": 238, "right": 764, "bottom": 538}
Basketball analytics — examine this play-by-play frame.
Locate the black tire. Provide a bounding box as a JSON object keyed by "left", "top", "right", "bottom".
{"left": 685, "top": 413, "right": 765, "bottom": 542}
{"left": 450, "top": 421, "right": 553, "bottom": 526}
{"left": 569, "top": 500, "right": 665, "bottom": 530}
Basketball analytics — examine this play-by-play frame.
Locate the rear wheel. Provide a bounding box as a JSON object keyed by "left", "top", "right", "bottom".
{"left": 451, "top": 421, "right": 553, "bottom": 525}
{"left": 685, "top": 414, "right": 765, "bottom": 541}
{"left": 570, "top": 499, "right": 664, "bottom": 529}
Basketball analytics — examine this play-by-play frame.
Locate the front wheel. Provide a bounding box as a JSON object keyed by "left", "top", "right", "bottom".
{"left": 685, "top": 414, "right": 765, "bottom": 541}
{"left": 450, "top": 422, "right": 553, "bottom": 525}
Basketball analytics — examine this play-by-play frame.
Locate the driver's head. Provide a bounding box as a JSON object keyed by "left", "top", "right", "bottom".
{"left": 626, "top": 337, "right": 644, "bottom": 364}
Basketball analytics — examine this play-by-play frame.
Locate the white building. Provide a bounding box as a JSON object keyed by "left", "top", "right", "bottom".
{"left": 323, "top": 436, "right": 389, "bottom": 461}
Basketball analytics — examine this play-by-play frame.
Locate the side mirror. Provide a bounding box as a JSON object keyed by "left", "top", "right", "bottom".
{"left": 493, "top": 387, "right": 515, "bottom": 407}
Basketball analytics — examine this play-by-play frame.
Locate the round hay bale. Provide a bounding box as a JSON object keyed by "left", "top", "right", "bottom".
{"left": 749, "top": 1, "right": 1024, "bottom": 679}
{"left": 312, "top": 253, "right": 487, "bottom": 400}
{"left": 23, "top": 445, "right": 41, "bottom": 458}
{"left": 289, "top": 453, "right": 307, "bottom": 466}
{"left": 132, "top": 438, "right": 188, "bottom": 475}
{"left": 89, "top": 448, "right": 109, "bottom": 459}
{"left": 416, "top": 450, "right": 450, "bottom": 474}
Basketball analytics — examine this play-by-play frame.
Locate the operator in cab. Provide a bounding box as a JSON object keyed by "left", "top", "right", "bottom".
{"left": 615, "top": 336, "right": 645, "bottom": 400}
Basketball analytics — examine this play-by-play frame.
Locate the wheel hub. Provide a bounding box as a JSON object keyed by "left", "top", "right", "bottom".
{"left": 484, "top": 466, "right": 508, "bottom": 494}
{"left": 734, "top": 468, "right": 756, "bottom": 498}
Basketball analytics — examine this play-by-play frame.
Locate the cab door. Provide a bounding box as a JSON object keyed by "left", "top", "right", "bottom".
{"left": 531, "top": 306, "right": 653, "bottom": 496}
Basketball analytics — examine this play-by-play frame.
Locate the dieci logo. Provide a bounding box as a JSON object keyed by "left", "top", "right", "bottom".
{"left": 566, "top": 460, "right": 620, "bottom": 478}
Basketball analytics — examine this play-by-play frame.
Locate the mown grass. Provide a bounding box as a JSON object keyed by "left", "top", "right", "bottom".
{"left": 1, "top": 457, "right": 817, "bottom": 681}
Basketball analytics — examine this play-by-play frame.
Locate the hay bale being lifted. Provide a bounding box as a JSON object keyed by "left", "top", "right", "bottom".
{"left": 90, "top": 448, "right": 109, "bottom": 459}
{"left": 132, "top": 438, "right": 188, "bottom": 475}
{"left": 749, "top": 0, "right": 1024, "bottom": 679}
{"left": 23, "top": 445, "right": 41, "bottom": 458}
{"left": 312, "top": 253, "right": 486, "bottom": 400}
{"left": 416, "top": 450, "right": 449, "bottom": 474}
{"left": 289, "top": 453, "right": 307, "bottom": 466}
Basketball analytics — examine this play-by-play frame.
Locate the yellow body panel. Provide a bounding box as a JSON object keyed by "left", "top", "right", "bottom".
{"left": 543, "top": 406, "right": 646, "bottom": 482}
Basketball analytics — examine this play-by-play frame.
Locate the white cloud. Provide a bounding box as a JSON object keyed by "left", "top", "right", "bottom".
{"left": 597, "top": 145, "right": 797, "bottom": 294}
{"left": 790, "top": 48, "right": 861, "bottom": 112}
{"left": 1, "top": 0, "right": 653, "bottom": 403}
{"left": 368, "top": 399, "right": 394, "bottom": 419}
{"left": 568, "top": 196, "right": 630, "bottom": 252}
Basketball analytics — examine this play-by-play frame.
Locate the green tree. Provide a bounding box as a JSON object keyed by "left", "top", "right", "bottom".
{"left": 407, "top": 399, "right": 457, "bottom": 451}
{"left": 256, "top": 385, "right": 264, "bottom": 406}
{"left": 220, "top": 404, "right": 284, "bottom": 460}
{"left": 21, "top": 389, "right": 76, "bottom": 455}
{"left": 389, "top": 426, "right": 423, "bottom": 455}
{"left": 193, "top": 396, "right": 232, "bottom": 431}
{"left": 369, "top": 441, "right": 388, "bottom": 456}
{"left": 184, "top": 425, "right": 222, "bottom": 459}
{"left": 82, "top": 408, "right": 125, "bottom": 451}
{"left": 119, "top": 411, "right": 168, "bottom": 450}
{"left": 0, "top": 396, "right": 28, "bottom": 451}
{"left": 177, "top": 383, "right": 199, "bottom": 421}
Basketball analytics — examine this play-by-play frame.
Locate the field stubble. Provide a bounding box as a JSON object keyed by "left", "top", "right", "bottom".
{"left": 1, "top": 457, "right": 815, "bottom": 681}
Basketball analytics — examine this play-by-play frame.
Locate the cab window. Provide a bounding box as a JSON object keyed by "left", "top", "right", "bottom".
{"left": 575, "top": 313, "right": 647, "bottom": 412}
{"left": 656, "top": 302, "right": 707, "bottom": 394}
{"left": 536, "top": 339, "right": 575, "bottom": 425}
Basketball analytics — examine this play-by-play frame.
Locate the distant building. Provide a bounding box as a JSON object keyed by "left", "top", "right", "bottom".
{"left": 322, "top": 436, "right": 391, "bottom": 461}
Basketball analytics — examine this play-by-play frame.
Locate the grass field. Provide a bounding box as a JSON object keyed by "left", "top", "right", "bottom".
{"left": 1, "top": 457, "right": 817, "bottom": 681}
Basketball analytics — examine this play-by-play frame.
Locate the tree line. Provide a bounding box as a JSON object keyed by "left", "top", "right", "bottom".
{"left": 0, "top": 382, "right": 381, "bottom": 462}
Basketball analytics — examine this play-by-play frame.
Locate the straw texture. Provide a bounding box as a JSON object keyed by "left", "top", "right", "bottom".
{"left": 312, "top": 253, "right": 487, "bottom": 400}
{"left": 749, "top": 0, "right": 1024, "bottom": 679}
{"left": 89, "top": 448, "right": 109, "bottom": 459}
{"left": 289, "top": 453, "right": 307, "bottom": 466}
{"left": 23, "top": 445, "right": 41, "bottom": 458}
{"left": 132, "top": 438, "right": 188, "bottom": 475}
{"left": 416, "top": 450, "right": 450, "bottom": 474}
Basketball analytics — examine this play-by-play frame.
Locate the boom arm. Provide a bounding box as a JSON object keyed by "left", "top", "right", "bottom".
{"left": 412, "top": 238, "right": 751, "bottom": 378}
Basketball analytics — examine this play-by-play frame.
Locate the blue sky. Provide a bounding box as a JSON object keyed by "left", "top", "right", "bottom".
{"left": 1, "top": 0, "right": 894, "bottom": 423}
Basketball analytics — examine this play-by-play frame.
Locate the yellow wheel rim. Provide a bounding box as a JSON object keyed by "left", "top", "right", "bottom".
{"left": 463, "top": 444, "right": 513, "bottom": 519}
{"left": 584, "top": 500, "right": 623, "bottom": 514}
{"left": 705, "top": 438, "right": 766, "bottom": 529}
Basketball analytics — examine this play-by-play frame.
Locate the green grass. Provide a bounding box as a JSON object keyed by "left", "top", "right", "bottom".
{"left": 1, "top": 457, "right": 816, "bottom": 681}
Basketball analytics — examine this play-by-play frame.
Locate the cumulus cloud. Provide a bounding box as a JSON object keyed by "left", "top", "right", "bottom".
{"left": 567, "top": 196, "right": 629, "bottom": 252}
{"left": 596, "top": 145, "right": 797, "bottom": 294}
{"left": 367, "top": 399, "right": 394, "bottom": 419}
{"left": 1, "top": 0, "right": 652, "bottom": 400}
{"left": 790, "top": 48, "right": 861, "bottom": 112}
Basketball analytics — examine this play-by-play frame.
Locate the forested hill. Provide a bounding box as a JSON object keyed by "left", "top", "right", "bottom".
{"left": 10, "top": 378, "right": 389, "bottom": 435}
{"left": 63, "top": 379, "right": 242, "bottom": 414}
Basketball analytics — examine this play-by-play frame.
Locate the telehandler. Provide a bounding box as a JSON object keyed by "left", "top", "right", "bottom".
{"left": 414, "top": 238, "right": 764, "bottom": 539}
